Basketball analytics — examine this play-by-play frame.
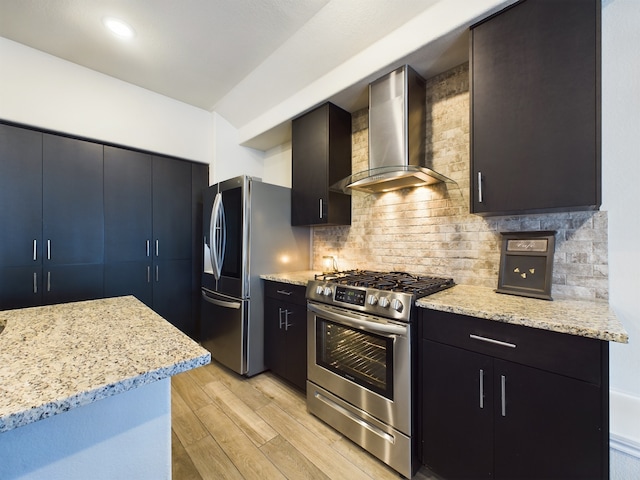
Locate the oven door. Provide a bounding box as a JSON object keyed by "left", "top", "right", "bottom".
{"left": 306, "top": 300, "right": 412, "bottom": 435}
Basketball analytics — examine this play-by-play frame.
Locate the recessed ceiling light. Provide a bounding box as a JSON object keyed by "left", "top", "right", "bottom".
{"left": 103, "top": 17, "right": 135, "bottom": 39}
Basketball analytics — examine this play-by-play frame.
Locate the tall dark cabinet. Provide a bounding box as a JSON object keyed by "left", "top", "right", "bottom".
{"left": 291, "top": 102, "right": 351, "bottom": 226}
{"left": 470, "top": 0, "right": 600, "bottom": 215}
{"left": 0, "top": 121, "right": 207, "bottom": 338}
{"left": 0, "top": 124, "right": 43, "bottom": 309}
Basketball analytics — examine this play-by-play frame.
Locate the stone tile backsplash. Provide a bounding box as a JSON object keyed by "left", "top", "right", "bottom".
{"left": 312, "top": 63, "right": 608, "bottom": 300}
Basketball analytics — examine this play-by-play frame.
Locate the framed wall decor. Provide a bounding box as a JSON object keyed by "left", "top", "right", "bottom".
{"left": 496, "top": 231, "right": 556, "bottom": 300}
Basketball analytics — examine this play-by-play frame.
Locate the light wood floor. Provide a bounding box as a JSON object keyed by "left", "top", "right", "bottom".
{"left": 171, "top": 360, "right": 440, "bottom": 480}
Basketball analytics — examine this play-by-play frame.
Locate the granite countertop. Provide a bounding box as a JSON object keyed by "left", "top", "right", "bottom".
{"left": 262, "top": 272, "right": 628, "bottom": 344}
{"left": 260, "top": 270, "right": 319, "bottom": 286}
{"left": 0, "top": 296, "right": 210, "bottom": 433}
{"left": 417, "top": 284, "right": 628, "bottom": 344}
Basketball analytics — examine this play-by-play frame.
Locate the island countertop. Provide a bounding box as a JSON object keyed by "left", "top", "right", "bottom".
{"left": 0, "top": 296, "right": 210, "bottom": 433}
{"left": 416, "top": 284, "right": 628, "bottom": 344}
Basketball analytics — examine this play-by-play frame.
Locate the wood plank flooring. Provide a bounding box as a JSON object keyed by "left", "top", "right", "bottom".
{"left": 171, "top": 360, "right": 440, "bottom": 480}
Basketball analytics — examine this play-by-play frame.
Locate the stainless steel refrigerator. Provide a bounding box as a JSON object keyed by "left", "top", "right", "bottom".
{"left": 201, "top": 175, "right": 309, "bottom": 376}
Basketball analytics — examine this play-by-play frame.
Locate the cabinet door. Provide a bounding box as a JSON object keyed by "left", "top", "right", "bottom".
{"left": 0, "top": 124, "right": 43, "bottom": 267}
{"left": 43, "top": 265, "right": 103, "bottom": 305}
{"left": 0, "top": 266, "right": 42, "bottom": 310}
{"left": 152, "top": 259, "right": 193, "bottom": 336}
{"left": 292, "top": 105, "right": 329, "bottom": 226}
{"left": 42, "top": 134, "right": 104, "bottom": 265}
{"left": 152, "top": 155, "right": 192, "bottom": 261}
{"left": 421, "top": 340, "right": 493, "bottom": 479}
{"left": 493, "top": 359, "right": 604, "bottom": 479}
{"left": 284, "top": 303, "right": 307, "bottom": 391}
{"left": 471, "top": 0, "right": 599, "bottom": 215}
{"left": 264, "top": 297, "right": 288, "bottom": 379}
{"left": 104, "top": 146, "right": 152, "bottom": 263}
{"left": 104, "top": 262, "right": 153, "bottom": 307}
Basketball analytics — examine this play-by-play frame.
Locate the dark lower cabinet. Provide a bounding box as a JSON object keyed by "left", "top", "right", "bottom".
{"left": 420, "top": 309, "right": 608, "bottom": 480}
{"left": 0, "top": 266, "right": 43, "bottom": 310}
{"left": 263, "top": 281, "right": 307, "bottom": 391}
{"left": 104, "top": 262, "right": 153, "bottom": 307}
{"left": 42, "top": 265, "right": 104, "bottom": 305}
{"left": 152, "top": 259, "right": 193, "bottom": 336}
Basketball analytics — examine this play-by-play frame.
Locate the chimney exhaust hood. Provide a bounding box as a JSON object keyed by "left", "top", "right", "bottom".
{"left": 332, "top": 65, "right": 454, "bottom": 194}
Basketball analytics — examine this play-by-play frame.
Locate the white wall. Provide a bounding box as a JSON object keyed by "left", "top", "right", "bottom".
{"left": 602, "top": 0, "right": 640, "bottom": 471}
{"left": 262, "top": 141, "right": 292, "bottom": 188}
{"left": 0, "top": 37, "right": 214, "bottom": 165}
{"left": 210, "top": 112, "right": 264, "bottom": 184}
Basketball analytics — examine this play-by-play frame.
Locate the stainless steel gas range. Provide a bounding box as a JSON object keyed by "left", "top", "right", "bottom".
{"left": 306, "top": 270, "right": 454, "bottom": 478}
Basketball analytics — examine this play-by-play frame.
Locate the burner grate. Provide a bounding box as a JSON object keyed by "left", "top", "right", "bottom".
{"left": 315, "top": 269, "right": 454, "bottom": 297}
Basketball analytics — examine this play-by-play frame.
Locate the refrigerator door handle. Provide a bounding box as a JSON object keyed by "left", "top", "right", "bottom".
{"left": 210, "top": 192, "right": 227, "bottom": 280}
{"left": 202, "top": 290, "right": 241, "bottom": 309}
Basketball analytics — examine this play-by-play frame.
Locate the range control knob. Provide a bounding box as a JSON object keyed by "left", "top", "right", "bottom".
{"left": 323, "top": 286, "right": 333, "bottom": 297}
{"left": 391, "top": 299, "right": 404, "bottom": 313}
{"left": 378, "top": 297, "right": 390, "bottom": 308}
{"left": 367, "top": 294, "right": 378, "bottom": 306}
{"left": 315, "top": 285, "right": 324, "bottom": 295}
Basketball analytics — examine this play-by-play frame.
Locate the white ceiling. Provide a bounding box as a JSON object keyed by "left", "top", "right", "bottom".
{"left": 0, "top": 0, "right": 514, "bottom": 148}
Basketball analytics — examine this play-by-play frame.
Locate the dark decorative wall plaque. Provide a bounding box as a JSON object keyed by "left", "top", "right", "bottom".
{"left": 496, "top": 231, "right": 556, "bottom": 300}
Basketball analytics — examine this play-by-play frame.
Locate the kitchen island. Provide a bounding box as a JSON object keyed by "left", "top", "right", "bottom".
{"left": 0, "top": 296, "right": 210, "bottom": 480}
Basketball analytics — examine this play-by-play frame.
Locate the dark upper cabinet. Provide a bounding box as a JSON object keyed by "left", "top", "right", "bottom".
{"left": 152, "top": 155, "right": 192, "bottom": 260}
{"left": 104, "top": 146, "right": 153, "bottom": 263}
{"left": 43, "top": 134, "right": 104, "bottom": 265}
{"left": 291, "top": 102, "right": 351, "bottom": 226}
{"left": 470, "top": 0, "right": 600, "bottom": 215}
{"left": 419, "top": 309, "right": 609, "bottom": 479}
{"left": 0, "top": 124, "right": 43, "bottom": 267}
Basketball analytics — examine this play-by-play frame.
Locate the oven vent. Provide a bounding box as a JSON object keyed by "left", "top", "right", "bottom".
{"left": 332, "top": 65, "right": 454, "bottom": 194}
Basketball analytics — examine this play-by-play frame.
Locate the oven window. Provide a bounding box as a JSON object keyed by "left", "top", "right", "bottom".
{"left": 316, "top": 319, "right": 393, "bottom": 399}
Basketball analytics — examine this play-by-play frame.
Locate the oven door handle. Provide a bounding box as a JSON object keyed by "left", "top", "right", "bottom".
{"left": 307, "top": 302, "right": 408, "bottom": 337}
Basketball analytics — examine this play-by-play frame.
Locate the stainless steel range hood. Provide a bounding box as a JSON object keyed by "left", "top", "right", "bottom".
{"left": 332, "top": 65, "right": 453, "bottom": 194}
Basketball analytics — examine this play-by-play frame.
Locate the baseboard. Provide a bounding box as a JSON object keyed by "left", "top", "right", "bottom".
{"left": 610, "top": 389, "right": 640, "bottom": 459}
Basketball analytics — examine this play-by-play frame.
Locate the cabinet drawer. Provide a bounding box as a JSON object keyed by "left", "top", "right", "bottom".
{"left": 421, "top": 309, "right": 604, "bottom": 385}
{"left": 264, "top": 281, "right": 307, "bottom": 305}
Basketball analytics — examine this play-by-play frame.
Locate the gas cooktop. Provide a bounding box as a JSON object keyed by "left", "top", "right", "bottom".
{"left": 314, "top": 270, "right": 455, "bottom": 298}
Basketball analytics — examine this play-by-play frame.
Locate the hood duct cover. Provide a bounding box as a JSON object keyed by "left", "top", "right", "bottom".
{"left": 332, "top": 65, "right": 454, "bottom": 194}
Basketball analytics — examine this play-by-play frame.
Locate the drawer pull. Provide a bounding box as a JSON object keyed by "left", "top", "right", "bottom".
{"left": 276, "top": 289, "right": 293, "bottom": 296}
{"left": 470, "top": 334, "right": 516, "bottom": 349}
{"left": 479, "top": 369, "right": 485, "bottom": 409}
{"left": 501, "top": 375, "right": 507, "bottom": 417}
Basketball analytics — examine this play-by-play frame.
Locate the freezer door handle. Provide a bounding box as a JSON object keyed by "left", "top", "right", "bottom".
{"left": 202, "top": 290, "right": 241, "bottom": 309}
{"left": 210, "top": 192, "right": 226, "bottom": 280}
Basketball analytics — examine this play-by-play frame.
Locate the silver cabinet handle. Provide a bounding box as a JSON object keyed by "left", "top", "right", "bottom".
{"left": 47, "top": 240, "right": 51, "bottom": 260}
{"left": 319, "top": 198, "right": 323, "bottom": 219}
{"left": 155, "top": 240, "right": 159, "bottom": 257}
{"left": 47, "top": 271, "right": 51, "bottom": 292}
{"left": 479, "top": 369, "right": 485, "bottom": 409}
{"left": 33, "top": 272, "right": 38, "bottom": 293}
{"left": 470, "top": 334, "right": 516, "bottom": 349}
{"left": 501, "top": 375, "right": 507, "bottom": 417}
{"left": 146, "top": 240, "right": 150, "bottom": 257}
{"left": 147, "top": 265, "right": 151, "bottom": 283}
{"left": 477, "top": 171, "right": 483, "bottom": 203}
{"left": 33, "top": 240, "right": 37, "bottom": 261}
{"left": 279, "top": 308, "right": 286, "bottom": 329}
{"left": 155, "top": 265, "right": 159, "bottom": 282}
{"left": 276, "top": 289, "right": 292, "bottom": 296}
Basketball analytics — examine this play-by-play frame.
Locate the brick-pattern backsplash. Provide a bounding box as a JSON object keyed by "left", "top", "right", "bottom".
{"left": 313, "top": 63, "right": 608, "bottom": 300}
